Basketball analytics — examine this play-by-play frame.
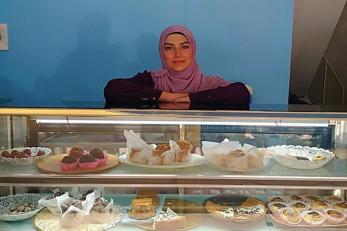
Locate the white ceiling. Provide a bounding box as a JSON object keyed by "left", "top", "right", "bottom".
{"left": 290, "top": 0, "right": 346, "bottom": 96}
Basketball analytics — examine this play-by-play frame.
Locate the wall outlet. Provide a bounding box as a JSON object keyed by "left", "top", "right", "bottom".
{"left": 0, "top": 24, "right": 8, "bottom": 50}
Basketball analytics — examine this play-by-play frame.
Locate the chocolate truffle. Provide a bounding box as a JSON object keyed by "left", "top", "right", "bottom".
{"left": 79, "top": 154, "right": 96, "bottom": 163}
{"left": 62, "top": 156, "right": 77, "bottom": 163}
{"left": 90, "top": 147, "right": 104, "bottom": 159}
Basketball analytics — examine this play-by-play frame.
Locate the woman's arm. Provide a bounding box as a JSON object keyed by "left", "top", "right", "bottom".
{"left": 104, "top": 71, "right": 162, "bottom": 104}
{"left": 189, "top": 82, "right": 251, "bottom": 105}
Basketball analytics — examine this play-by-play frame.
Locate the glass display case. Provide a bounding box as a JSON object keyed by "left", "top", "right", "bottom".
{"left": 0, "top": 107, "right": 347, "bottom": 231}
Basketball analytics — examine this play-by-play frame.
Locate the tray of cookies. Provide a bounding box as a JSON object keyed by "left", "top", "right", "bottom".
{"left": 0, "top": 193, "right": 46, "bottom": 221}
{"left": 203, "top": 195, "right": 266, "bottom": 223}
{"left": 267, "top": 145, "right": 335, "bottom": 169}
{"left": 268, "top": 194, "right": 347, "bottom": 227}
{"left": 0, "top": 147, "right": 51, "bottom": 165}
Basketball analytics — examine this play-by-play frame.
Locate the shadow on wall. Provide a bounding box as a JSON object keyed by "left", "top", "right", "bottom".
{"left": 33, "top": 11, "right": 133, "bottom": 107}
{"left": 0, "top": 75, "right": 32, "bottom": 106}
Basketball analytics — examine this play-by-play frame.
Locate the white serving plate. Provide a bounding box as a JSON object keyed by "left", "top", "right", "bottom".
{"left": 119, "top": 154, "right": 206, "bottom": 169}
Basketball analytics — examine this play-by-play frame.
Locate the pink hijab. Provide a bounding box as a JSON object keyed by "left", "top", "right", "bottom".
{"left": 151, "top": 25, "right": 230, "bottom": 93}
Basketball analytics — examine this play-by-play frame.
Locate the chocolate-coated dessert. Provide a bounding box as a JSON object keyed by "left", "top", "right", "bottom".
{"left": 10, "top": 150, "right": 19, "bottom": 158}
{"left": 90, "top": 147, "right": 104, "bottom": 159}
{"left": 69, "top": 147, "right": 84, "bottom": 158}
{"left": 79, "top": 154, "right": 96, "bottom": 163}
{"left": 62, "top": 156, "right": 77, "bottom": 163}
{"left": 1, "top": 150, "right": 10, "bottom": 158}
{"left": 23, "top": 148, "right": 31, "bottom": 156}
{"left": 36, "top": 150, "right": 45, "bottom": 156}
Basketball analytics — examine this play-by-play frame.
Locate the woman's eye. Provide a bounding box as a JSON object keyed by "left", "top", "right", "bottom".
{"left": 164, "top": 46, "right": 173, "bottom": 51}
{"left": 182, "top": 45, "right": 190, "bottom": 49}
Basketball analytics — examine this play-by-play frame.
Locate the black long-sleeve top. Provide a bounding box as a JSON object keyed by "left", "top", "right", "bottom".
{"left": 104, "top": 71, "right": 251, "bottom": 107}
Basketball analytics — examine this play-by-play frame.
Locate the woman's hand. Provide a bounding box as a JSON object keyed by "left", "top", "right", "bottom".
{"left": 159, "top": 102, "right": 190, "bottom": 110}
{"left": 159, "top": 91, "right": 190, "bottom": 102}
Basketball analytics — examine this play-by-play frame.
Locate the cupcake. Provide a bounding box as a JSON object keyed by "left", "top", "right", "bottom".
{"left": 69, "top": 147, "right": 84, "bottom": 160}
{"left": 78, "top": 154, "right": 99, "bottom": 170}
{"left": 303, "top": 195, "right": 321, "bottom": 203}
{"left": 334, "top": 202, "right": 347, "bottom": 213}
{"left": 269, "top": 196, "right": 285, "bottom": 203}
{"left": 268, "top": 202, "right": 287, "bottom": 215}
{"left": 279, "top": 207, "right": 302, "bottom": 225}
{"left": 60, "top": 156, "right": 78, "bottom": 171}
{"left": 324, "top": 209, "right": 346, "bottom": 225}
{"left": 90, "top": 147, "right": 108, "bottom": 166}
{"left": 302, "top": 210, "right": 326, "bottom": 225}
{"left": 174, "top": 140, "right": 192, "bottom": 162}
{"left": 9, "top": 150, "right": 19, "bottom": 158}
{"left": 1, "top": 150, "right": 10, "bottom": 158}
{"left": 89, "top": 198, "right": 114, "bottom": 224}
{"left": 36, "top": 150, "right": 45, "bottom": 156}
{"left": 290, "top": 201, "right": 309, "bottom": 212}
{"left": 324, "top": 195, "right": 343, "bottom": 204}
{"left": 287, "top": 195, "right": 303, "bottom": 202}
{"left": 311, "top": 200, "right": 330, "bottom": 211}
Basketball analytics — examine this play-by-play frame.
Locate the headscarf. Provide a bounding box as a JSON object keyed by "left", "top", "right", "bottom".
{"left": 151, "top": 25, "right": 230, "bottom": 93}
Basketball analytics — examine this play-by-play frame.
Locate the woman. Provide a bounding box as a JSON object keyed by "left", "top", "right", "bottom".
{"left": 104, "top": 25, "right": 251, "bottom": 108}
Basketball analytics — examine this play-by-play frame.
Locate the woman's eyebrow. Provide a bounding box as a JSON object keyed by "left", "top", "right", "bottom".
{"left": 163, "top": 42, "right": 190, "bottom": 46}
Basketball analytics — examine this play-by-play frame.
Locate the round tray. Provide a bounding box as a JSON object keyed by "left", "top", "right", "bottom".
{"left": 119, "top": 154, "right": 206, "bottom": 169}
{"left": 137, "top": 214, "right": 205, "bottom": 231}
{"left": 33, "top": 209, "right": 122, "bottom": 231}
{"left": 0, "top": 147, "right": 52, "bottom": 165}
{"left": 36, "top": 154, "right": 119, "bottom": 174}
{"left": 270, "top": 213, "right": 347, "bottom": 228}
{"left": 268, "top": 145, "right": 335, "bottom": 170}
{"left": 203, "top": 196, "right": 266, "bottom": 223}
{"left": 0, "top": 193, "right": 44, "bottom": 221}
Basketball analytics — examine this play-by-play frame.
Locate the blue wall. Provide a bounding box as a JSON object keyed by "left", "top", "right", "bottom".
{"left": 0, "top": 0, "right": 293, "bottom": 107}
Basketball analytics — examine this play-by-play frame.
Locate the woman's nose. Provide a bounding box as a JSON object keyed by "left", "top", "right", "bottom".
{"left": 174, "top": 48, "right": 182, "bottom": 57}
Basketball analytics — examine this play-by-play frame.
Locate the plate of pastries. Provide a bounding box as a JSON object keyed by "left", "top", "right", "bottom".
{"left": 0, "top": 147, "right": 51, "bottom": 165}
{"left": 203, "top": 195, "right": 266, "bottom": 223}
{"left": 35, "top": 189, "right": 123, "bottom": 231}
{"left": 122, "top": 130, "right": 206, "bottom": 168}
{"left": 202, "top": 140, "right": 268, "bottom": 172}
{"left": 267, "top": 145, "right": 335, "bottom": 169}
{"left": 36, "top": 146, "right": 119, "bottom": 174}
{"left": 268, "top": 194, "right": 347, "bottom": 227}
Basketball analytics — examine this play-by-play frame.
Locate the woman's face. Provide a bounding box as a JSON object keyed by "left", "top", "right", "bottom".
{"left": 163, "top": 33, "right": 193, "bottom": 72}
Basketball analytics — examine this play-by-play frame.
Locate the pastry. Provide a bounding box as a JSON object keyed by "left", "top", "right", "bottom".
{"left": 287, "top": 195, "right": 303, "bottom": 202}
{"left": 279, "top": 207, "right": 302, "bottom": 225}
{"left": 234, "top": 205, "right": 265, "bottom": 222}
{"left": 136, "top": 190, "right": 159, "bottom": 207}
{"left": 163, "top": 198, "right": 205, "bottom": 214}
{"left": 175, "top": 140, "right": 192, "bottom": 162}
{"left": 89, "top": 198, "right": 114, "bottom": 224}
{"left": 225, "top": 150, "right": 248, "bottom": 172}
{"left": 36, "top": 150, "right": 45, "bottom": 156}
{"left": 152, "top": 144, "right": 170, "bottom": 165}
{"left": 269, "top": 196, "right": 285, "bottom": 203}
{"left": 61, "top": 210, "right": 84, "bottom": 228}
{"left": 324, "top": 195, "right": 343, "bottom": 204}
{"left": 60, "top": 156, "right": 78, "bottom": 171}
{"left": 90, "top": 147, "right": 107, "bottom": 166}
{"left": 290, "top": 201, "right": 309, "bottom": 212}
{"left": 23, "top": 148, "right": 32, "bottom": 156}
{"left": 205, "top": 200, "right": 228, "bottom": 213}
{"left": 311, "top": 200, "right": 329, "bottom": 211}
{"left": 324, "top": 208, "right": 346, "bottom": 224}
{"left": 268, "top": 202, "right": 287, "bottom": 215}
{"left": 313, "top": 153, "right": 326, "bottom": 161}
{"left": 334, "top": 202, "right": 347, "bottom": 213}
{"left": 8, "top": 203, "right": 38, "bottom": 215}
{"left": 128, "top": 198, "right": 156, "bottom": 220}
{"left": 69, "top": 146, "right": 84, "bottom": 159}
{"left": 153, "top": 208, "right": 186, "bottom": 231}
{"left": 302, "top": 210, "right": 326, "bottom": 225}
{"left": 247, "top": 151, "right": 264, "bottom": 169}
{"left": 241, "top": 197, "right": 264, "bottom": 207}
{"left": 303, "top": 195, "right": 321, "bottom": 203}
{"left": 1, "top": 150, "right": 10, "bottom": 158}
{"left": 9, "top": 150, "right": 18, "bottom": 158}
{"left": 78, "top": 154, "right": 99, "bottom": 170}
